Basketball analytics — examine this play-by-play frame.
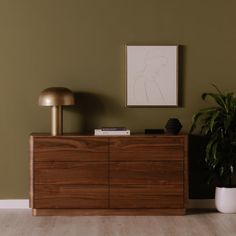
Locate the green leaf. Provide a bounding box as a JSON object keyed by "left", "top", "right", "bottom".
{"left": 190, "top": 85, "right": 236, "bottom": 185}
{"left": 210, "top": 110, "right": 220, "bottom": 132}
{"left": 202, "top": 93, "right": 228, "bottom": 112}
{"left": 220, "top": 166, "right": 224, "bottom": 176}
{"left": 201, "top": 125, "right": 210, "bottom": 135}
{"left": 225, "top": 93, "right": 234, "bottom": 110}
{"left": 211, "top": 84, "right": 223, "bottom": 95}
{"left": 189, "top": 107, "right": 218, "bottom": 133}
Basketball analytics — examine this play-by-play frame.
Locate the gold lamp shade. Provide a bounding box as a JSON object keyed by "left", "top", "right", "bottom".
{"left": 38, "top": 87, "right": 75, "bottom": 106}
{"left": 39, "top": 87, "right": 75, "bottom": 136}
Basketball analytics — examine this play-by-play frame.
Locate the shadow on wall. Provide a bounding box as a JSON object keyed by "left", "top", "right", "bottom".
{"left": 178, "top": 45, "right": 185, "bottom": 107}
{"left": 188, "top": 134, "right": 215, "bottom": 199}
{"left": 65, "top": 91, "right": 121, "bottom": 133}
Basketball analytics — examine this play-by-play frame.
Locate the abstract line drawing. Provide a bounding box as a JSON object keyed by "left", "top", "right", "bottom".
{"left": 126, "top": 45, "right": 178, "bottom": 106}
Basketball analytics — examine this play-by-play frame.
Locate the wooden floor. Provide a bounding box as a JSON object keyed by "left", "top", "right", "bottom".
{"left": 0, "top": 210, "right": 235, "bottom": 236}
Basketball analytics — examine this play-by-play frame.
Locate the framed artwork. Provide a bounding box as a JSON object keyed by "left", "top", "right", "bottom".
{"left": 126, "top": 45, "right": 178, "bottom": 107}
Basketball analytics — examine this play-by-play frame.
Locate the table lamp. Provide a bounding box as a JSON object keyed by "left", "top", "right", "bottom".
{"left": 38, "top": 87, "right": 75, "bottom": 136}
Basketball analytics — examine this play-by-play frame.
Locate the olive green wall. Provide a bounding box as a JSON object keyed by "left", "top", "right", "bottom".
{"left": 1, "top": 0, "right": 236, "bottom": 198}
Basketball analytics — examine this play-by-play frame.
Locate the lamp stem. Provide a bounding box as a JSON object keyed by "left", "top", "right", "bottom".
{"left": 51, "top": 106, "right": 62, "bottom": 136}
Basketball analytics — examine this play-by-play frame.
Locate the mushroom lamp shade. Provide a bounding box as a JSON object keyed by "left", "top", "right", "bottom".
{"left": 38, "top": 87, "right": 75, "bottom": 136}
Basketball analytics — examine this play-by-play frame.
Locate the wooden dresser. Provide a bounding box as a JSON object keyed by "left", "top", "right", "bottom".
{"left": 29, "top": 134, "right": 188, "bottom": 216}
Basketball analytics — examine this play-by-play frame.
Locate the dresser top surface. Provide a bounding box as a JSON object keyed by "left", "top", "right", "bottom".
{"left": 30, "top": 133, "right": 188, "bottom": 138}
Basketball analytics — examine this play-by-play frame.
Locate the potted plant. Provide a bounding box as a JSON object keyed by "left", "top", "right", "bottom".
{"left": 190, "top": 85, "right": 236, "bottom": 213}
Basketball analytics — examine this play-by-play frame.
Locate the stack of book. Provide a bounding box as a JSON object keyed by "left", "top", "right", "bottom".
{"left": 94, "top": 127, "right": 130, "bottom": 136}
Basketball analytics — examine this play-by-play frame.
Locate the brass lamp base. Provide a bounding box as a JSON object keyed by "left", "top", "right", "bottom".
{"left": 51, "top": 106, "right": 62, "bottom": 136}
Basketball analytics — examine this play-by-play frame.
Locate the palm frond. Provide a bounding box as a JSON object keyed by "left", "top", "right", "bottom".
{"left": 190, "top": 85, "right": 236, "bottom": 187}
{"left": 190, "top": 107, "right": 218, "bottom": 133}
{"left": 210, "top": 110, "right": 220, "bottom": 132}
{"left": 202, "top": 93, "right": 228, "bottom": 112}
{"left": 211, "top": 84, "right": 224, "bottom": 95}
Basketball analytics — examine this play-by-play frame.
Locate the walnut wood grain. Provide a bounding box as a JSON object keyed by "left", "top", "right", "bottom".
{"left": 29, "top": 136, "right": 34, "bottom": 208}
{"left": 111, "top": 184, "right": 184, "bottom": 195}
{"left": 110, "top": 148, "right": 184, "bottom": 161}
{"left": 34, "top": 185, "right": 108, "bottom": 209}
{"left": 32, "top": 208, "right": 186, "bottom": 216}
{"left": 110, "top": 196, "right": 183, "bottom": 209}
{"left": 30, "top": 134, "right": 188, "bottom": 216}
{"left": 184, "top": 135, "right": 189, "bottom": 208}
{"left": 110, "top": 184, "right": 184, "bottom": 209}
{"left": 34, "top": 162, "right": 108, "bottom": 185}
{"left": 34, "top": 151, "right": 108, "bottom": 162}
{"left": 32, "top": 209, "right": 186, "bottom": 216}
{"left": 33, "top": 137, "right": 108, "bottom": 152}
{"left": 110, "top": 137, "right": 184, "bottom": 152}
{"left": 110, "top": 161, "right": 183, "bottom": 185}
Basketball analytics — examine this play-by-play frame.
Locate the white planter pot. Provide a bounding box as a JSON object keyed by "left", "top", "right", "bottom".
{"left": 215, "top": 187, "right": 236, "bottom": 213}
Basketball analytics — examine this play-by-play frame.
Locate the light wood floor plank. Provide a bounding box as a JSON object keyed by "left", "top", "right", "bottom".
{"left": 0, "top": 210, "right": 235, "bottom": 236}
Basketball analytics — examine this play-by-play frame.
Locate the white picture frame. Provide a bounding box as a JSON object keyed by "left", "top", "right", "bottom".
{"left": 126, "top": 45, "right": 178, "bottom": 107}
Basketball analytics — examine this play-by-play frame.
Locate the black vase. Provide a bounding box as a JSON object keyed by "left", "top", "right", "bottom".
{"left": 165, "top": 118, "right": 182, "bottom": 135}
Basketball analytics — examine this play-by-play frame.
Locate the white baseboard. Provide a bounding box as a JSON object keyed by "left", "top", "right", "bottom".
{"left": 0, "top": 199, "right": 215, "bottom": 209}
{"left": 187, "top": 199, "right": 215, "bottom": 209}
{"left": 0, "top": 200, "right": 29, "bottom": 209}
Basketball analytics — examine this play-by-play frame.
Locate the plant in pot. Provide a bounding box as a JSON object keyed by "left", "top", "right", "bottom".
{"left": 190, "top": 85, "right": 236, "bottom": 213}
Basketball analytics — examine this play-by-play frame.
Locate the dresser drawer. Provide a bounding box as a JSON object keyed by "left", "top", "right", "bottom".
{"left": 110, "top": 146, "right": 184, "bottom": 161}
{"left": 34, "top": 151, "right": 108, "bottom": 162}
{"left": 110, "top": 161, "right": 183, "bottom": 185}
{"left": 110, "top": 137, "right": 184, "bottom": 161}
{"left": 110, "top": 184, "right": 184, "bottom": 209}
{"left": 34, "top": 162, "right": 108, "bottom": 185}
{"left": 34, "top": 185, "right": 108, "bottom": 209}
{"left": 110, "top": 137, "right": 184, "bottom": 153}
{"left": 33, "top": 137, "right": 109, "bottom": 161}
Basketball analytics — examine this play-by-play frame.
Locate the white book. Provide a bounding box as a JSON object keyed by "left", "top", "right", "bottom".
{"left": 94, "top": 129, "right": 130, "bottom": 136}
